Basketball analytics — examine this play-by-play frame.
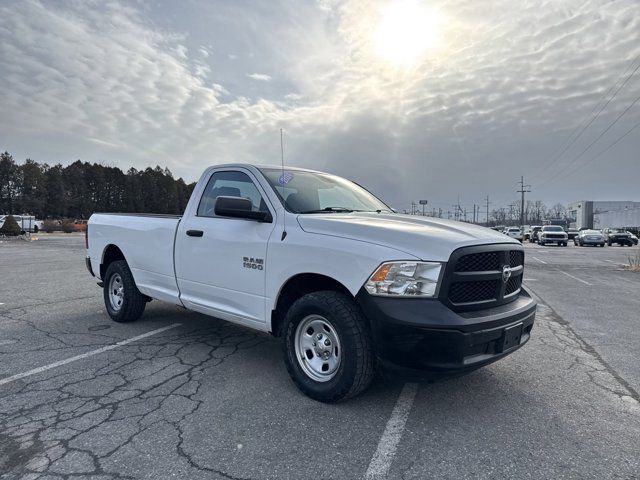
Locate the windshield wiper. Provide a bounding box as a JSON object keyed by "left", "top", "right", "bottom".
{"left": 299, "top": 207, "right": 356, "bottom": 214}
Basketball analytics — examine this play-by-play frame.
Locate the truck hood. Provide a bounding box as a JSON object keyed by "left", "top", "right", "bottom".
{"left": 296, "top": 213, "right": 518, "bottom": 262}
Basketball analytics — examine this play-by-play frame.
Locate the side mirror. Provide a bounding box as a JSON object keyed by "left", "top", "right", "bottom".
{"left": 214, "top": 196, "right": 272, "bottom": 222}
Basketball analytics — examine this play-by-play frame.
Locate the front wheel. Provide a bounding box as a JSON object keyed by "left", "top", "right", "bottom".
{"left": 103, "top": 260, "right": 146, "bottom": 322}
{"left": 282, "top": 291, "right": 375, "bottom": 403}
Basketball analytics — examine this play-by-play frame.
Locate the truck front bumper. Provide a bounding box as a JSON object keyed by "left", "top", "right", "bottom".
{"left": 356, "top": 288, "right": 536, "bottom": 374}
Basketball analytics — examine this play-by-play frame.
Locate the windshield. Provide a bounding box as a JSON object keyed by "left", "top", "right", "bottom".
{"left": 543, "top": 226, "right": 564, "bottom": 232}
{"left": 259, "top": 168, "right": 392, "bottom": 214}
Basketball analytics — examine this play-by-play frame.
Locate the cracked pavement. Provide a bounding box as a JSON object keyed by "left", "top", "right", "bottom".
{"left": 1, "top": 235, "right": 639, "bottom": 479}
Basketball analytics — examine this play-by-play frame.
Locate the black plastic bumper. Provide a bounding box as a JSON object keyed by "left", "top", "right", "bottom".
{"left": 356, "top": 288, "right": 536, "bottom": 374}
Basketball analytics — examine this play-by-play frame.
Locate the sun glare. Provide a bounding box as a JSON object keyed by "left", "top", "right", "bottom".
{"left": 373, "top": 1, "right": 443, "bottom": 67}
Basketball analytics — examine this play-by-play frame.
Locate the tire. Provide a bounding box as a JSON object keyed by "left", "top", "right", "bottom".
{"left": 539, "top": 241, "right": 544, "bottom": 246}
{"left": 103, "top": 260, "right": 146, "bottom": 322}
{"left": 562, "top": 242, "right": 567, "bottom": 246}
{"left": 608, "top": 240, "right": 612, "bottom": 246}
{"left": 282, "top": 291, "right": 375, "bottom": 403}
{"left": 33, "top": 225, "right": 39, "bottom": 233}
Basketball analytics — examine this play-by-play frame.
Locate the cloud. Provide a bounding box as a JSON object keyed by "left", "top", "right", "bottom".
{"left": 0, "top": 0, "right": 639, "bottom": 205}
{"left": 247, "top": 73, "right": 272, "bottom": 81}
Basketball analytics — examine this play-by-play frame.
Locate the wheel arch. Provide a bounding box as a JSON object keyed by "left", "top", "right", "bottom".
{"left": 270, "top": 273, "right": 355, "bottom": 337}
{"left": 100, "top": 244, "right": 127, "bottom": 279}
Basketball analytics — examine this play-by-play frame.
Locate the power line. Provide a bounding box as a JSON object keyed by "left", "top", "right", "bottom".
{"left": 531, "top": 53, "right": 640, "bottom": 182}
{"left": 588, "top": 117, "right": 640, "bottom": 162}
{"left": 547, "top": 94, "right": 640, "bottom": 185}
{"left": 556, "top": 116, "right": 640, "bottom": 180}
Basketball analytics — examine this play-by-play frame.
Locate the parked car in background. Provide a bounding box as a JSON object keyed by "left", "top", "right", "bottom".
{"left": 602, "top": 228, "right": 634, "bottom": 247}
{"left": 566, "top": 228, "right": 579, "bottom": 240}
{"left": 529, "top": 226, "right": 542, "bottom": 243}
{"left": 504, "top": 227, "right": 523, "bottom": 242}
{"left": 538, "top": 225, "right": 568, "bottom": 246}
{"left": 574, "top": 229, "right": 605, "bottom": 247}
{"left": 73, "top": 219, "right": 88, "bottom": 232}
{"left": 0, "top": 214, "right": 44, "bottom": 233}
{"left": 627, "top": 232, "right": 638, "bottom": 245}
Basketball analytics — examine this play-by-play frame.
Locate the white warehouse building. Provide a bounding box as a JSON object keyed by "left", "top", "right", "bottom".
{"left": 567, "top": 201, "right": 640, "bottom": 229}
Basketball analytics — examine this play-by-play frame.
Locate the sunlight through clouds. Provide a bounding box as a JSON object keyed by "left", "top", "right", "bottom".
{"left": 0, "top": 0, "right": 639, "bottom": 205}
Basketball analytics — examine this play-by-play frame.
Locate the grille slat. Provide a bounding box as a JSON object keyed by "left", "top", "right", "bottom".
{"left": 505, "top": 275, "right": 522, "bottom": 296}
{"left": 455, "top": 252, "right": 500, "bottom": 272}
{"left": 449, "top": 280, "right": 498, "bottom": 304}
{"left": 509, "top": 250, "right": 524, "bottom": 267}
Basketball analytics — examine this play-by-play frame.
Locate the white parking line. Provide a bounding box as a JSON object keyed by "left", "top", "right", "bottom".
{"left": 559, "top": 271, "right": 592, "bottom": 286}
{"left": 531, "top": 256, "right": 547, "bottom": 264}
{"left": 0, "top": 323, "right": 181, "bottom": 387}
{"left": 365, "top": 383, "right": 418, "bottom": 479}
{"left": 604, "top": 259, "right": 627, "bottom": 266}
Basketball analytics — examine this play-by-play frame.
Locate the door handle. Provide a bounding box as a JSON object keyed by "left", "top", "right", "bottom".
{"left": 186, "top": 230, "right": 204, "bottom": 237}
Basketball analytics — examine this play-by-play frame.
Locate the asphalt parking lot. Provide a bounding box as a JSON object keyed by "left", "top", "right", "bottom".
{"left": 1, "top": 235, "right": 639, "bottom": 479}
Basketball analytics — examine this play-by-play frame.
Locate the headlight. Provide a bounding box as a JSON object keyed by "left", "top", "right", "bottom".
{"left": 364, "top": 261, "right": 442, "bottom": 297}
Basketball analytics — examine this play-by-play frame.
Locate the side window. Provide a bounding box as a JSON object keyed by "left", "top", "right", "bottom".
{"left": 197, "top": 170, "right": 268, "bottom": 218}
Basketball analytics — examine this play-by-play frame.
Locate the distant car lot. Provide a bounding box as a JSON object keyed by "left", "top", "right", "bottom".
{"left": 1, "top": 235, "right": 639, "bottom": 479}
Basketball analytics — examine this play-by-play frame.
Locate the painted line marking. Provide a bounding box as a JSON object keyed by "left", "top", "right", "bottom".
{"left": 0, "top": 323, "right": 181, "bottom": 387}
{"left": 365, "top": 383, "right": 418, "bottom": 479}
{"left": 559, "top": 271, "right": 592, "bottom": 286}
{"left": 531, "top": 256, "right": 547, "bottom": 264}
{"left": 604, "top": 259, "right": 627, "bottom": 266}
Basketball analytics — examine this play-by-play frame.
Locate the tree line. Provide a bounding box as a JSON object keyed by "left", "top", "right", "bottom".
{"left": 489, "top": 199, "right": 567, "bottom": 227}
{"left": 0, "top": 151, "right": 195, "bottom": 218}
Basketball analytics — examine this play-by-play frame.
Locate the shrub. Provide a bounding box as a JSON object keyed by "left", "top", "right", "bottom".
{"left": 0, "top": 215, "right": 22, "bottom": 236}
{"left": 42, "top": 220, "right": 59, "bottom": 233}
{"left": 60, "top": 220, "right": 75, "bottom": 233}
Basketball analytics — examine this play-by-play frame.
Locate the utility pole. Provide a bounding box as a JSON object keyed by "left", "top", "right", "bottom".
{"left": 485, "top": 196, "right": 490, "bottom": 226}
{"left": 517, "top": 176, "right": 532, "bottom": 228}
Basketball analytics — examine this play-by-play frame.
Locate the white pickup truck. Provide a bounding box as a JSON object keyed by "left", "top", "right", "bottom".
{"left": 87, "top": 164, "right": 536, "bottom": 402}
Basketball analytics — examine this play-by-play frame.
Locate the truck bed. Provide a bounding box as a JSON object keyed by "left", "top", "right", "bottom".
{"left": 88, "top": 213, "right": 182, "bottom": 305}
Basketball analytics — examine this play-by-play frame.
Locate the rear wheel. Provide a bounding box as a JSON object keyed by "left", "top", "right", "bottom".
{"left": 282, "top": 291, "right": 375, "bottom": 403}
{"left": 103, "top": 260, "right": 146, "bottom": 322}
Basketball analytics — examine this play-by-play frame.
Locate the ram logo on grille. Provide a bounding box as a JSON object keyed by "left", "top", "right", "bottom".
{"left": 502, "top": 265, "right": 513, "bottom": 283}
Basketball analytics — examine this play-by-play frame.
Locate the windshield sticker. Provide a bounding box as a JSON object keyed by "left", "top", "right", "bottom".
{"left": 278, "top": 172, "right": 294, "bottom": 185}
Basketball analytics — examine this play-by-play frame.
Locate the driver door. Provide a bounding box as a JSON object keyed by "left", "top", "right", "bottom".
{"left": 175, "top": 168, "right": 277, "bottom": 329}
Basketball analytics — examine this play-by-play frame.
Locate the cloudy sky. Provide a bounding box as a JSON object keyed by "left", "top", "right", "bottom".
{"left": 1, "top": 0, "right": 639, "bottom": 213}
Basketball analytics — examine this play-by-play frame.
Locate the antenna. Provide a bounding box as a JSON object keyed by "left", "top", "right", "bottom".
{"left": 280, "top": 129, "right": 287, "bottom": 241}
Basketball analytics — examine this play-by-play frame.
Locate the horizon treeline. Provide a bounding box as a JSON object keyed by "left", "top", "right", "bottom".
{"left": 0, "top": 151, "right": 195, "bottom": 219}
